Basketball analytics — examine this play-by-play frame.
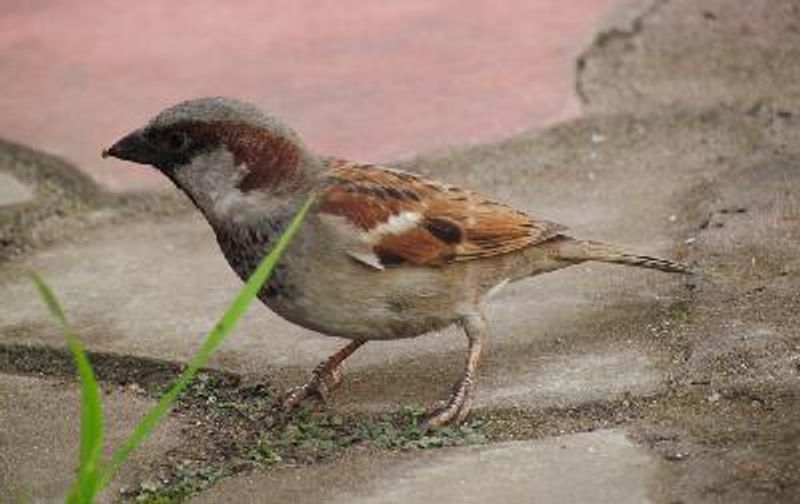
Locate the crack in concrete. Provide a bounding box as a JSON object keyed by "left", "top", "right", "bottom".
{"left": 575, "top": 0, "right": 670, "bottom": 105}
{"left": 0, "top": 342, "right": 240, "bottom": 393}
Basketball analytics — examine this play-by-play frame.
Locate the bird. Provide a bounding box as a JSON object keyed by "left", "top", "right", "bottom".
{"left": 103, "top": 97, "right": 690, "bottom": 428}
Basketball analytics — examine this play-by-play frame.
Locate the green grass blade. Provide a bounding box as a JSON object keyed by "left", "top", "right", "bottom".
{"left": 31, "top": 274, "right": 104, "bottom": 504}
{"left": 13, "top": 486, "right": 31, "bottom": 504}
{"left": 65, "top": 336, "right": 105, "bottom": 502}
{"left": 31, "top": 273, "right": 67, "bottom": 325}
{"left": 99, "top": 195, "right": 314, "bottom": 488}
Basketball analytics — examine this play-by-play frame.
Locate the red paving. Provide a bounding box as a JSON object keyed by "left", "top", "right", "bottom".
{"left": 1, "top": 1, "right": 619, "bottom": 189}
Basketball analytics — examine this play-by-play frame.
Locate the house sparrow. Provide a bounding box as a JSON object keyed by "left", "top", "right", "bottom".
{"left": 103, "top": 97, "right": 690, "bottom": 428}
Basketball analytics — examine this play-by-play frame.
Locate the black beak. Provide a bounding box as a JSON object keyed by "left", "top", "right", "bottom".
{"left": 102, "top": 129, "right": 154, "bottom": 164}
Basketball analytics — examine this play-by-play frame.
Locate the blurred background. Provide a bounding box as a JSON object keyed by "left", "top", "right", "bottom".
{"left": 0, "top": 0, "right": 616, "bottom": 189}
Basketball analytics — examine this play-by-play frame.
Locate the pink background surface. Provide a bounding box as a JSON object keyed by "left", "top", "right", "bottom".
{"left": 0, "top": 1, "right": 618, "bottom": 189}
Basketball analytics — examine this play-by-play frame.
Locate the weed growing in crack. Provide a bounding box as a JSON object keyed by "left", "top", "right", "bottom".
{"left": 353, "top": 407, "right": 487, "bottom": 449}
{"left": 129, "top": 464, "right": 226, "bottom": 504}
{"left": 121, "top": 403, "right": 488, "bottom": 502}
{"left": 247, "top": 439, "right": 283, "bottom": 466}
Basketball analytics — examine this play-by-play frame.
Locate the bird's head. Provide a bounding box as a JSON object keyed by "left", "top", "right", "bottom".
{"left": 103, "top": 97, "right": 319, "bottom": 218}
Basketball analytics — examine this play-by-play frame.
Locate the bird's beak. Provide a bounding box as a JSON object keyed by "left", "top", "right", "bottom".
{"left": 102, "top": 129, "right": 153, "bottom": 165}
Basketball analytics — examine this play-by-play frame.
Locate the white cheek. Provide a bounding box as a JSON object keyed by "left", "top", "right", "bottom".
{"left": 177, "top": 149, "right": 240, "bottom": 190}
{"left": 173, "top": 148, "right": 255, "bottom": 219}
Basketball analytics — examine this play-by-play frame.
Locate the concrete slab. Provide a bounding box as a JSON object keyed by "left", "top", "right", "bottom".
{"left": 192, "top": 429, "right": 659, "bottom": 504}
{"left": 579, "top": 0, "right": 800, "bottom": 113}
{"left": 0, "top": 374, "right": 186, "bottom": 503}
{"left": 0, "top": 172, "right": 33, "bottom": 207}
{"left": 0, "top": 0, "right": 622, "bottom": 189}
{"left": 478, "top": 348, "right": 660, "bottom": 409}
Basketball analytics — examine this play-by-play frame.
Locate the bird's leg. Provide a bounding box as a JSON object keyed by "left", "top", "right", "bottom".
{"left": 422, "top": 314, "right": 487, "bottom": 429}
{"left": 282, "top": 339, "right": 366, "bottom": 408}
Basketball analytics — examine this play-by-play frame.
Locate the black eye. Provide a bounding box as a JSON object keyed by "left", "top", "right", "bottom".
{"left": 164, "top": 130, "right": 189, "bottom": 151}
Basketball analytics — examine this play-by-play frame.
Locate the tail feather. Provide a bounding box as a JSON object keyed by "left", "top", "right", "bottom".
{"left": 554, "top": 238, "right": 692, "bottom": 274}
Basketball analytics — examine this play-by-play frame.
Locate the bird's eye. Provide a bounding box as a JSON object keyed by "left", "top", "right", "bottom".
{"left": 164, "top": 131, "right": 189, "bottom": 151}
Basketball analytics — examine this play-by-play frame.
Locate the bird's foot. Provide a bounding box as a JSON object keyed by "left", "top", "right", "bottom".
{"left": 420, "top": 378, "right": 474, "bottom": 430}
{"left": 281, "top": 340, "right": 365, "bottom": 410}
{"left": 281, "top": 365, "right": 343, "bottom": 409}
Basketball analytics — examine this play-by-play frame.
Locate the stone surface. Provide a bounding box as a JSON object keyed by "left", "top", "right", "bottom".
{"left": 0, "top": 172, "right": 33, "bottom": 207}
{"left": 579, "top": 0, "right": 800, "bottom": 113}
{"left": 193, "top": 430, "right": 659, "bottom": 504}
{"left": 0, "top": 0, "right": 621, "bottom": 190}
{"left": 478, "top": 348, "right": 660, "bottom": 409}
{"left": 0, "top": 374, "right": 185, "bottom": 503}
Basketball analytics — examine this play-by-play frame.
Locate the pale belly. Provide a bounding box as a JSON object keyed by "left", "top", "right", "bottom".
{"left": 260, "top": 258, "right": 469, "bottom": 340}
{"left": 215, "top": 225, "right": 468, "bottom": 340}
{"left": 213, "top": 218, "right": 571, "bottom": 341}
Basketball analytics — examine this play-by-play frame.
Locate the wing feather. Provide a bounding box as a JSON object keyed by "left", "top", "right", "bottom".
{"left": 317, "top": 159, "right": 565, "bottom": 268}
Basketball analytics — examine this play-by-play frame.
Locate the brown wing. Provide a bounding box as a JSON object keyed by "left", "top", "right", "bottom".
{"left": 317, "top": 159, "right": 566, "bottom": 268}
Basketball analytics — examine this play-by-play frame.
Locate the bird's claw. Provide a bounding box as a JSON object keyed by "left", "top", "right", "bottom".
{"left": 419, "top": 384, "right": 474, "bottom": 430}
{"left": 281, "top": 366, "right": 343, "bottom": 409}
